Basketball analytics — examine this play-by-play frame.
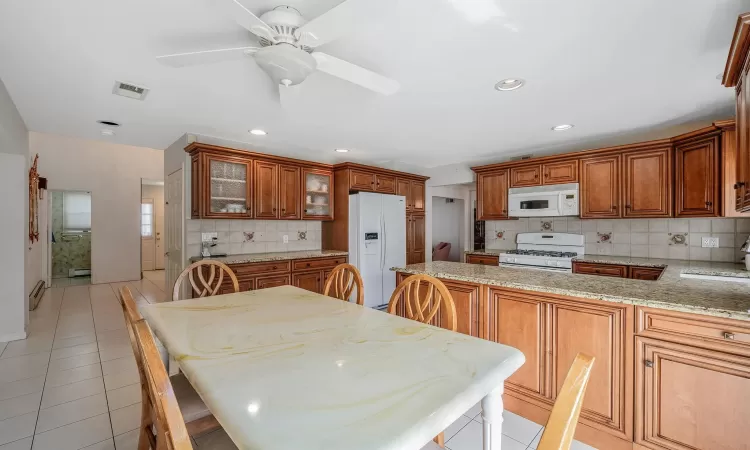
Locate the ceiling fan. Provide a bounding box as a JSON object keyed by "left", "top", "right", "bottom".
{"left": 157, "top": 0, "right": 400, "bottom": 97}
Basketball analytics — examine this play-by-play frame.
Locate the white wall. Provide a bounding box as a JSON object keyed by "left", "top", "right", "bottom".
{"left": 29, "top": 132, "right": 163, "bottom": 284}
{"left": 432, "top": 197, "right": 464, "bottom": 262}
{"left": 0, "top": 77, "right": 29, "bottom": 341}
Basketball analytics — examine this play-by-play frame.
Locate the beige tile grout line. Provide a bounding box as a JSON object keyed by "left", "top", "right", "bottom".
{"left": 90, "top": 284, "right": 119, "bottom": 449}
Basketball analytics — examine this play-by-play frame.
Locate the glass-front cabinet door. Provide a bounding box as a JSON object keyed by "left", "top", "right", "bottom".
{"left": 205, "top": 156, "right": 253, "bottom": 218}
{"left": 302, "top": 169, "right": 333, "bottom": 220}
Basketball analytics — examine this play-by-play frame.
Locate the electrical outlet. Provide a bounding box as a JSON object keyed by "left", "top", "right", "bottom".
{"left": 283, "top": 234, "right": 289, "bottom": 244}
{"left": 201, "top": 232, "right": 218, "bottom": 242}
{"left": 701, "top": 237, "right": 719, "bottom": 248}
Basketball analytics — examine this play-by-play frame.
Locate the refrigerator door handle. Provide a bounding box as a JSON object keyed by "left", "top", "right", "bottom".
{"left": 380, "top": 213, "right": 386, "bottom": 271}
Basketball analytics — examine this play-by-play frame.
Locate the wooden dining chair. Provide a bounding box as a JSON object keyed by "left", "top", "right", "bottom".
{"left": 323, "top": 263, "right": 365, "bottom": 305}
{"left": 387, "top": 274, "right": 457, "bottom": 332}
{"left": 133, "top": 319, "right": 194, "bottom": 450}
{"left": 172, "top": 260, "right": 239, "bottom": 301}
{"left": 387, "top": 274, "right": 457, "bottom": 447}
{"left": 537, "top": 353, "right": 595, "bottom": 450}
{"left": 118, "top": 287, "right": 220, "bottom": 449}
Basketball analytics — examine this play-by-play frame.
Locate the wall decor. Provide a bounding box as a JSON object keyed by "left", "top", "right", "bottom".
{"left": 29, "top": 154, "right": 40, "bottom": 243}
{"left": 597, "top": 232, "right": 612, "bottom": 243}
{"left": 541, "top": 221, "right": 553, "bottom": 231}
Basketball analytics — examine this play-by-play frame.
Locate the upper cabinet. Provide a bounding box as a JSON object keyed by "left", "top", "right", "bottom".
{"left": 622, "top": 147, "right": 672, "bottom": 218}
{"left": 200, "top": 154, "right": 253, "bottom": 219}
{"left": 477, "top": 170, "right": 509, "bottom": 220}
{"left": 375, "top": 174, "right": 397, "bottom": 194}
{"left": 302, "top": 169, "right": 333, "bottom": 220}
{"left": 187, "top": 144, "right": 332, "bottom": 220}
{"left": 509, "top": 160, "right": 578, "bottom": 188}
{"left": 510, "top": 165, "right": 541, "bottom": 187}
{"left": 674, "top": 133, "right": 720, "bottom": 217}
{"left": 580, "top": 155, "right": 621, "bottom": 219}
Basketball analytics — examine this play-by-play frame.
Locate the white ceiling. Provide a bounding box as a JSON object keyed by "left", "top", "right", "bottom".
{"left": 0, "top": 0, "right": 747, "bottom": 169}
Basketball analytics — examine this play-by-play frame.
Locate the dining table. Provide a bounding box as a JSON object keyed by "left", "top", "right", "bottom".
{"left": 140, "top": 285, "right": 525, "bottom": 450}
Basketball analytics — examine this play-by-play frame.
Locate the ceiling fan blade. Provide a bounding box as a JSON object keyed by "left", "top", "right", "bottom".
{"left": 156, "top": 47, "right": 258, "bottom": 67}
{"left": 216, "top": 0, "right": 276, "bottom": 42}
{"left": 297, "top": 0, "right": 384, "bottom": 48}
{"left": 312, "top": 52, "right": 399, "bottom": 95}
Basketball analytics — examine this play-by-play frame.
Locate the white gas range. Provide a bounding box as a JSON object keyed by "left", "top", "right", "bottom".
{"left": 498, "top": 232, "right": 584, "bottom": 272}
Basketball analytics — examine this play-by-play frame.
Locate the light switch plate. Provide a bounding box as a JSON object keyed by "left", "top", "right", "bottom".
{"left": 201, "top": 232, "right": 218, "bottom": 242}
{"left": 701, "top": 237, "right": 719, "bottom": 248}
{"left": 283, "top": 234, "right": 289, "bottom": 244}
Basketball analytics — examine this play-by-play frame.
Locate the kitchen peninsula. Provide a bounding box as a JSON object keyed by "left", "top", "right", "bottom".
{"left": 390, "top": 260, "right": 750, "bottom": 450}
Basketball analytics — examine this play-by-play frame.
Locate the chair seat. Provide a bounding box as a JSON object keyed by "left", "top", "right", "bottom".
{"left": 171, "top": 373, "right": 212, "bottom": 423}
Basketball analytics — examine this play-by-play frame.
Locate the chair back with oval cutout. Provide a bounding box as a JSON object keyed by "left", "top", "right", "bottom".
{"left": 387, "top": 274, "right": 457, "bottom": 331}
{"left": 323, "top": 263, "right": 365, "bottom": 305}
{"left": 172, "top": 260, "right": 239, "bottom": 301}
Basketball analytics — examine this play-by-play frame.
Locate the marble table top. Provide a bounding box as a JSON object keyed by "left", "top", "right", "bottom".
{"left": 140, "top": 286, "right": 524, "bottom": 450}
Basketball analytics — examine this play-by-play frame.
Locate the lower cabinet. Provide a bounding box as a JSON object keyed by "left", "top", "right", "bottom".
{"left": 293, "top": 271, "right": 323, "bottom": 294}
{"left": 219, "top": 279, "right": 253, "bottom": 295}
{"left": 439, "top": 280, "right": 481, "bottom": 337}
{"left": 465, "top": 254, "right": 500, "bottom": 265}
{"left": 406, "top": 214, "right": 426, "bottom": 264}
{"left": 635, "top": 337, "right": 750, "bottom": 450}
{"left": 255, "top": 274, "right": 290, "bottom": 289}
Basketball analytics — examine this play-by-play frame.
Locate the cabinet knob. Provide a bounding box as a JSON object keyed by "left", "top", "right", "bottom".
{"left": 272, "top": 266, "right": 277, "bottom": 270}
{"left": 306, "top": 263, "right": 311, "bottom": 267}
{"left": 723, "top": 331, "right": 735, "bottom": 340}
{"left": 705, "top": 201, "right": 713, "bottom": 207}
{"left": 611, "top": 205, "right": 617, "bottom": 210}
{"left": 544, "top": 173, "right": 549, "bottom": 178}
{"left": 595, "top": 269, "right": 600, "bottom": 273}
{"left": 740, "top": 182, "right": 747, "bottom": 187}
{"left": 534, "top": 174, "right": 538, "bottom": 179}
{"left": 625, "top": 205, "right": 631, "bottom": 209}
{"left": 645, "top": 360, "right": 654, "bottom": 368}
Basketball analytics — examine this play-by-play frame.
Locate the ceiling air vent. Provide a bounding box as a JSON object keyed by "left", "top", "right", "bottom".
{"left": 509, "top": 154, "right": 533, "bottom": 161}
{"left": 112, "top": 81, "right": 149, "bottom": 100}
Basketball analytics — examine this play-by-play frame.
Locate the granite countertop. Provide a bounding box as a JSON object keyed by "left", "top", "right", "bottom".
{"left": 572, "top": 255, "right": 750, "bottom": 278}
{"left": 465, "top": 250, "right": 503, "bottom": 257}
{"left": 391, "top": 260, "right": 750, "bottom": 321}
{"left": 189, "top": 250, "right": 348, "bottom": 265}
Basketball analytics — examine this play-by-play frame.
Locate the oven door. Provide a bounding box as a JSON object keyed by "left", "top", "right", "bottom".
{"left": 508, "top": 191, "right": 562, "bottom": 217}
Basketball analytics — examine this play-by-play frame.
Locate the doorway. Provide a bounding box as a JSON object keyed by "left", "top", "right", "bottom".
{"left": 141, "top": 179, "right": 165, "bottom": 288}
{"left": 49, "top": 190, "right": 92, "bottom": 287}
{"left": 431, "top": 196, "right": 465, "bottom": 262}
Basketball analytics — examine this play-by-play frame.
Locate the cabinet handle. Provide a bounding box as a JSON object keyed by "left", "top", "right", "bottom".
{"left": 705, "top": 201, "right": 713, "bottom": 207}
{"left": 282, "top": 208, "right": 285, "bottom": 212}
{"left": 740, "top": 182, "right": 747, "bottom": 187}
{"left": 272, "top": 266, "right": 277, "bottom": 270}
{"left": 645, "top": 360, "right": 654, "bottom": 368}
{"left": 611, "top": 205, "right": 617, "bottom": 211}
{"left": 306, "top": 263, "right": 311, "bottom": 267}
{"left": 534, "top": 174, "right": 539, "bottom": 179}
{"left": 625, "top": 205, "right": 631, "bottom": 209}
{"left": 544, "top": 173, "right": 549, "bottom": 178}
{"left": 594, "top": 269, "right": 600, "bottom": 273}
{"left": 723, "top": 331, "right": 735, "bottom": 340}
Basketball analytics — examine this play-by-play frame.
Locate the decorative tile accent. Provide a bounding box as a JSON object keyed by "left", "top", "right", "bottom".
{"left": 597, "top": 232, "right": 612, "bottom": 244}
{"left": 496, "top": 231, "right": 504, "bottom": 239}
{"left": 669, "top": 233, "right": 688, "bottom": 246}
{"left": 298, "top": 231, "right": 307, "bottom": 241}
{"left": 541, "top": 221, "right": 553, "bottom": 231}
{"left": 243, "top": 232, "right": 254, "bottom": 242}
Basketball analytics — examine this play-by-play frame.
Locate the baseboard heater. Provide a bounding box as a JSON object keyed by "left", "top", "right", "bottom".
{"left": 68, "top": 268, "right": 91, "bottom": 277}
{"left": 29, "top": 281, "right": 45, "bottom": 311}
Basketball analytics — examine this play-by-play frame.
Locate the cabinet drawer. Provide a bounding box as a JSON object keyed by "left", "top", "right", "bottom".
{"left": 231, "top": 260, "right": 291, "bottom": 278}
{"left": 629, "top": 266, "right": 663, "bottom": 280}
{"left": 572, "top": 262, "right": 627, "bottom": 277}
{"left": 466, "top": 254, "right": 499, "bottom": 265}
{"left": 636, "top": 307, "right": 750, "bottom": 355}
{"left": 255, "top": 274, "right": 291, "bottom": 289}
{"left": 292, "top": 257, "right": 347, "bottom": 272}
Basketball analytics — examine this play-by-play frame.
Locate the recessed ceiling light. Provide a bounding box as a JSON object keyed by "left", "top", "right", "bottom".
{"left": 495, "top": 78, "right": 525, "bottom": 91}
{"left": 335, "top": 148, "right": 349, "bottom": 153}
{"left": 101, "top": 129, "right": 116, "bottom": 136}
{"left": 97, "top": 120, "right": 120, "bottom": 127}
{"left": 551, "top": 124, "right": 574, "bottom": 131}
{"left": 249, "top": 129, "right": 267, "bottom": 136}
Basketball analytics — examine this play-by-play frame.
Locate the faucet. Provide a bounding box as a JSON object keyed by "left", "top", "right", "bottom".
{"left": 201, "top": 237, "right": 218, "bottom": 257}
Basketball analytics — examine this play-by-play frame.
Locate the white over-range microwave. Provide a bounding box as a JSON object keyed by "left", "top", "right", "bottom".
{"left": 508, "top": 183, "right": 579, "bottom": 217}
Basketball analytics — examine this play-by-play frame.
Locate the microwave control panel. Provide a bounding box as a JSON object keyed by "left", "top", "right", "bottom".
{"left": 560, "top": 193, "right": 579, "bottom": 215}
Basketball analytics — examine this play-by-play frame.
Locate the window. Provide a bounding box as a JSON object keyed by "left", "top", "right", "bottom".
{"left": 63, "top": 191, "right": 91, "bottom": 232}
{"left": 141, "top": 200, "right": 153, "bottom": 238}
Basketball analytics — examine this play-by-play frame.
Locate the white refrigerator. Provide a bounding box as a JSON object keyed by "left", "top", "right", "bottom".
{"left": 348, "top": 192, "right": 407, "bottom": 309}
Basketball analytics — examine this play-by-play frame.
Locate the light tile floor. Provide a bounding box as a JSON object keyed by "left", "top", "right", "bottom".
{"left": 50, "top": 277, "right": 92, "bottom": 288}
{"left": 0, "top": 273, "right": 597, "bottom": 450}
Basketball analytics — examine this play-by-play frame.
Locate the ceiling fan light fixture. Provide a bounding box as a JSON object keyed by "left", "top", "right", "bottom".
{"left": 335, "top": 148, "right": 349, "bottom": 153}
{"left": 249, "top": 129, "right": 267, "bottom": 136}
{"left": 254, "top": 45, "right": 317, "bottom": 87}
{"left": 552, "top": 124, "right": 574, "bottom": 131}
{"left": 495, "top": 78, "right": 525, "bottom": 91}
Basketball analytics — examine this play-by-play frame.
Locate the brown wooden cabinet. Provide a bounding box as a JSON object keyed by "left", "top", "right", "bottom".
{"left": 543, "top": 160, "right": 578, "bottom": 184}
{"left": 187, "top": 143, "right": 332, "bottom": 220}
{"left": 397, "top": 178, "right": 411, "bottom": 210}
{"left": 635, "top": 337, "right": 750, "bottom": 450}
{"left": 375, "top": 174, "right": 396, "bottom": 193}
{"left": 580, "top": 155, "right": 621, "bottom": 218}
{"left": 466, "top": 254, "right": 500, "bottom": 265}
{"left": 350, "top": 170, "right": 376, "bottom": 190}
{"left": 488, "top": 289, "right": 547, "bottom": 400}
{"left": 279, "top": 165, "right": 300, "bottom": 219}
{"left": 410, "top": 180, "right": 425, "bottom": 212}
{"left": 629, "top": 266, "right": 663, "bottom": 280}
{"left": 439, "top": 280, "right": 481, "bottom": 337}
{"left": 255, "top": 274, "right": 290, "bottom": 289}
{"left": 550, "top": 299, "right": 632, "bottom": 440}
{"left": 407, "top": 214, "right": 426, "bottom": 264}
{"left": 622, "top": 147, "right": 672, "bottom": 218}
{"left": 675, "top": 134, "right": 720, "bottom": 217}
{"left": 477, "top": 170, "right": 508, "bottom": 220}
{"left": 254, "top": 161, "right": 278, "bottom": 219}
{"left": 292, "top": 271, "right": 322, "bottom": 293}
{"left": 572, "top": 261, "right": 627, "bottom": 277}
{"left": 510, "top": 165, "right": 542, "bottom": 187}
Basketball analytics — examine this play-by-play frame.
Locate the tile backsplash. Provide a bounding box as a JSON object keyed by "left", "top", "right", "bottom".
{"left": 485, "top": 217, "right": 750, "bottom": 263}
{"left": 186, "top": 220, "right": 322, "bottom": 258}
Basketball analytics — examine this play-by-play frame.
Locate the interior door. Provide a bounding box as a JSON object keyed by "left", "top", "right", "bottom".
{"left": 141, "top": 199, "right": 155, "bottom": 271}
{"left": 166, "top": 169, "right": 183, "bottom": 301}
